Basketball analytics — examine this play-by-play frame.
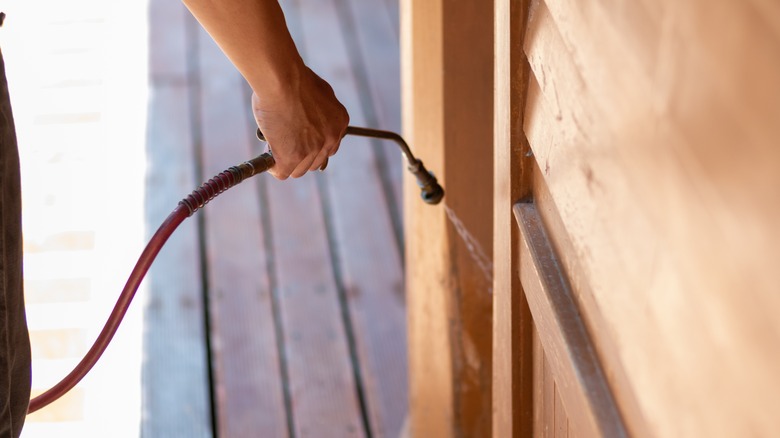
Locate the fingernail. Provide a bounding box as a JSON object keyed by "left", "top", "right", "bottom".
{"left": 319, "top": 158, "right": 329, "bottom": 171}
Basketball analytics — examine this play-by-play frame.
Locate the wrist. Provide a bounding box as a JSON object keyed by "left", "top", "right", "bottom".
{"left": 248, "top": 55, "right": 306, "bottom": 104}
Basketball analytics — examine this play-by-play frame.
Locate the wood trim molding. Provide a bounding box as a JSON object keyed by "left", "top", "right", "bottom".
{"left": 514, "top": 202, "right": 628, "bottom": 437}
{"left": 493, "top": 0, "right": 534, "bottom": 435}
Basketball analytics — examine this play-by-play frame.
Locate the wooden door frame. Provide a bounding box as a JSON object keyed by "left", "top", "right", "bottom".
{"left": 492, "top": 0, "right": 535, "bottom": 436}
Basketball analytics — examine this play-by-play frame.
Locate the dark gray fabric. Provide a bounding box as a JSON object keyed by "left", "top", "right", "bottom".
{"left": 0, "top": 46, "right": 32, "bottom": 438}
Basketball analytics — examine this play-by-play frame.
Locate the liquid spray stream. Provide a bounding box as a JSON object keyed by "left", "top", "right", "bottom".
{"left": 444, "top": 206, "right": 494, "bottom": 294}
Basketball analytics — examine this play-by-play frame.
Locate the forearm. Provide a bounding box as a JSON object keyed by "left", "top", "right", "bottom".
{"left": 183, "top": 0, "right": 349, "bottom": 180}
{"left": 182, "top": 0, "right": 303, "bottom": 99}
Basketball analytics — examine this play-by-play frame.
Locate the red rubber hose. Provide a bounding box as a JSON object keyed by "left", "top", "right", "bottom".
{"left": 28, "top": 205, "right": 188, "bottom": 413}
{"left": 26, "top": 125, "right": 441, "bottom": 413}
{"left": 28, "top": 152, "right": 275, "bottom": 414}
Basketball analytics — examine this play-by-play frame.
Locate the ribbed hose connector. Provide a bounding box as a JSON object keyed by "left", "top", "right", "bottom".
{"left": 179, "top": 152, "right": 275, "bottom": 216}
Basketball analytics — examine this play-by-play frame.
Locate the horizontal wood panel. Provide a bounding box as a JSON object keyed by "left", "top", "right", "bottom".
{"left": 524, "top": 0, "right": 780, "bottom": 435}
{"left": 523, "top": 4, "right": 648, "bottom": 431}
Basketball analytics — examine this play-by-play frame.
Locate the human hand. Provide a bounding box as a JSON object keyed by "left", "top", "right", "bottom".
{"left": 252, "top": 66, "right": 348, "bottom": 180}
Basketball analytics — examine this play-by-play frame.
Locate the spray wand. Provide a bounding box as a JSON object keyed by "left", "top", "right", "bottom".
{"left": 27, "top": 126, "right": 443, "bottom": 414}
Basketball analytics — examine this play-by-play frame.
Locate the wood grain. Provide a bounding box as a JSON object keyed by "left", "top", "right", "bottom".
{"left": 553, "top": 384, "right": 567, "bottom": 437}
{"left": 402, "top": 0, "right": 496, "bottom": 436}
{"left": 294, "top": 0, "right": 408, "bottom": 435}
{"left": 341, "top": 0, "right": 404, "bottom": 223}
{"left": 493, "top": 0, "right": 535, "bottom": 436}
{"left": 521, "top": 0, "right": 780, "bottom": 435}
{"left": 265, "top": 173, "right": 365, "bottom": 437}
{"left": 532, "top": 326, "right": 543, "bottom": 437}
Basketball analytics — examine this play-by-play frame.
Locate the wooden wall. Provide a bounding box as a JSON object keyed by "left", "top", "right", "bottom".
{"left": 493, "top": 0, "right": 780, "bottom": 436}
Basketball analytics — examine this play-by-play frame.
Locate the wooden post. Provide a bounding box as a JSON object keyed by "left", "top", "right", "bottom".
{"left": 493, "top": 0, "right": 534, "bottom": 436}
{"left": 402, "top": 0, "right": 495, "bottom": 436}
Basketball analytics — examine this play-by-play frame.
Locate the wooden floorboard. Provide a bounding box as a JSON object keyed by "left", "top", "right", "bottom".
{"left": 293, "top": 0, "right": 408, "bottom": 436}
{"left": 148, "top": 0, "right": 188, "bottom": 81}
{"left": 194, "top": 21, "right": 289, "bottom": 437}
{"left": 340, "top": 0, "right": 404, "bottom": 221}
{"left": 142, "top": 2, "right": 213, "bottom": 436}
{"left": 143, "top": 0, "right": 407, "bottom": 436}
{"left": 143, "top": 84, "right": 213, "bottom": 438}
{"left": 265, "top": 174, "right": 366, "bottom": 437}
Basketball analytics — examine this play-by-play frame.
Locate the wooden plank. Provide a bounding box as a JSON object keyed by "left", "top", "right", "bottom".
{"left": 523, "top": 0, "right": 780, "bottom": 435}
{"left": 541, "top": 352, "right": 553, "bottom": 438}
{"left": 194, "top": 23, "right": 289, "bottom": 437}
{"left": 523, "top": 4, "right": 647, "bottom": 432}
{"left": 553, "top": 384, "right": 567, "bottom": 437}
{"left": 141, "top": 82, "right": 213, "bottom": 437}
{"left": 265, "top": 173, "right": 365, "bottom": 437}
{"left": 400, "top": 1, "right": 454, "bottom": 435}
{"left": 532, "top": 327, "right": 544, "bottom": 438}
{"left": 381, "top": 0, "right": 400, "bottom": 40}
{"left": 247, "top": 0, "right": 370, "bottom": 418}
{"left": 293, "top": 0, "right": 408, "bottom": 435}
{"left": 402, "top": 0, "right": 496, "bottom": 436}
{"left": 340, "top": 0, "right": 404, "bottom": 221}
{"left": 493, "top": 0, "right": 534, "bottom": 436}
{"left": 514, "top": 202, "right": 628, "bottom": 438}
{"left": 148, "top": 0, "right": 188, "bottom": 80}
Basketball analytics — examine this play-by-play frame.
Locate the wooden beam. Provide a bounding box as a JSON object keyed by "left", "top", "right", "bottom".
{"left": 493, "top": 0, "right": 534, "bottom": 436}
{"left": 402, "top": 0, "right": 495, "bottom": 436}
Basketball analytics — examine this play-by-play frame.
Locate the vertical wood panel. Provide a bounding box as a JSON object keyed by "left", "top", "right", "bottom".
{"left": 401, "top": 1, "right": 453, "bottom": 435}
{"left": 402, "top": 0, "right": 495, "bottom": 436}
{"left": 541, "top": 355, "right": 554, "bottom": 438}
{"left": 553, "top": 385, "right": 567, "bottom": 437}
{"left": 532, "top": 327, "right": 543, "bottom": 437}
{"left": 493, "top": 0, "right": 534, "bottom": 436}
